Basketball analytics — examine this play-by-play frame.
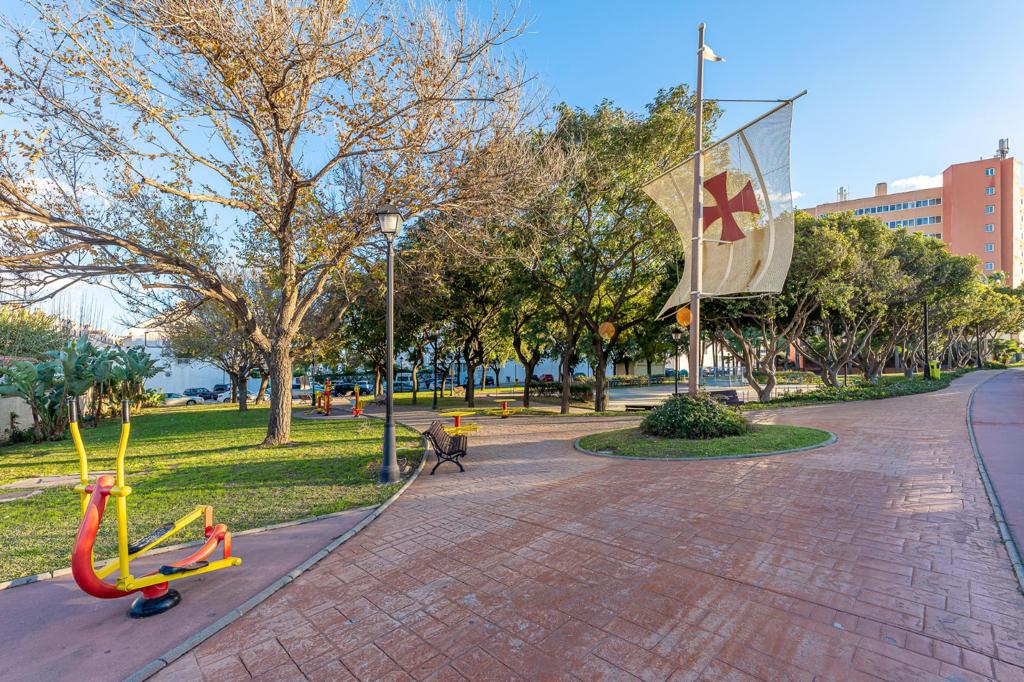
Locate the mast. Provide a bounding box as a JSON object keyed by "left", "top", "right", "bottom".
{"left": 688, "top": 23, "right": 705, "bottom": 396}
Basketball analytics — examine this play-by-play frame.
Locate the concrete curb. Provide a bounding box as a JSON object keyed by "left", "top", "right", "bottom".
{"left": 965, "top": 371, "right": 1024, "bottom": 594}
{"left": 126, "top": 427, "right": 429, "bottom": 681}
{"left": 573, "top": 429, "right": 837, "bottom": 462}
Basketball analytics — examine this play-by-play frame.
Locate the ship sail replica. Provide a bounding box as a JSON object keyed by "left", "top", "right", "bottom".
{"left": 641, "top": 22, "right": 803, "bottom": 395}
{"left": 643, "top": 96, "right": 802, "bottom": 314}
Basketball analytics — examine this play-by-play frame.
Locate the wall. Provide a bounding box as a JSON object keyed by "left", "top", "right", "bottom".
{"left": 0, "top": 396, "right": 34, "bottom": 440}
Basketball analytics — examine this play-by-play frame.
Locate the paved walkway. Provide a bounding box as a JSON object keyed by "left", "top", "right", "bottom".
{"left": 160, "top": 371, "right": 1024, "bottom": 681}
{"left": 970, "top": 368, "right": 1024, "bottom": 556}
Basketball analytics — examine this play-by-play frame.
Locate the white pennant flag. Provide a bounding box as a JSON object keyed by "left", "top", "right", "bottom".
{"left": 643, "top": 100, "right": 797, "bottom": 318}
{"left": 703, "top": 45, "right": 725, "bottom": 62}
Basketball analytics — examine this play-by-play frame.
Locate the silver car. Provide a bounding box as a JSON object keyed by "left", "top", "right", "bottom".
{"left": 162, "top": 392, "right": 204, "bottom": 406}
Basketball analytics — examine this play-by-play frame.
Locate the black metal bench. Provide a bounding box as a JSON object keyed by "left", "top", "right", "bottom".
{"left": 710, "top": 389, "right": 743, "bottom": 406}
{"left": 424, "top": 421, "right": 468, "bottom": 475}
{"left": 624, "top": 404, "right": 655, "bottom": 411}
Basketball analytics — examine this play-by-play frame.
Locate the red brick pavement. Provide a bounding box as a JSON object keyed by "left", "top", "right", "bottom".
{"left": 158, "top": 370, "right": 1024, "bottom": 681}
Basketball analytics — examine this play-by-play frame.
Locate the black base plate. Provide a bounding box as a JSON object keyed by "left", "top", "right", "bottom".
{"left": 129, "top": 588, "right": 181, "bottom": 618}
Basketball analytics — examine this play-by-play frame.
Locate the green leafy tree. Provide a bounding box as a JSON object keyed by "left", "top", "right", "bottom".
{"left": 531, "top": 85, "right": 711, "bottom": 412}
{"left": 0, "top": 306, "right": 69, "bottom": 359}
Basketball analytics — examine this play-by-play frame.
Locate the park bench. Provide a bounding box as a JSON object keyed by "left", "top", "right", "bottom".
{"left": 624, "top": 404, "right": 655, "bottom": 412}
{"left": 710, "top": 389, "right": 743, "bottom": 406}
{"left": 424, "top": 421, "right": 469, "bottom": 475}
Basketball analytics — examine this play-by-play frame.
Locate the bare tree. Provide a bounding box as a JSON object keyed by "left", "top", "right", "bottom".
{"left": 0, "top": 0, "right": 537, "bottom": 444}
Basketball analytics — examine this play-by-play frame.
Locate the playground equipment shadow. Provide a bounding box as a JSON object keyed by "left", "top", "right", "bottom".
{"left": 0, "top": 506, "right": 375, "bottom": 682}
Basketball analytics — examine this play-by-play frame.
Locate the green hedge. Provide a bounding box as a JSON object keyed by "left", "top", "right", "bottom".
{"left": 752, "top": 370, "right": 820, "bottom": 385}
{"left": 607, "top": 374, "right": 669, "bottom": 387}
{"left": 529, "top": 381, "right": 593, "bottom": 402}
{"left": 641, "top": 392, "right": 749, "bottom": 439}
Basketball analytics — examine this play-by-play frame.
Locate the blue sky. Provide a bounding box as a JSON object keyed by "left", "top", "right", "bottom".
{"left": 6, "top": 0, "right": 1024, "bottom": 329}
{"left": 518, "top": 0, "right": 1024, "bottom": 206}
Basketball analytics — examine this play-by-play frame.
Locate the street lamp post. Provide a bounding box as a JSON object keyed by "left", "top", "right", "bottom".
{"left": 671, "top": 328, "right": 684, "bottom": 395}
{"left": 430, "top": 333, "right": 439, "bottom": 410}
{"left": 376, "top": 203, "right": 404, "bottom": 484}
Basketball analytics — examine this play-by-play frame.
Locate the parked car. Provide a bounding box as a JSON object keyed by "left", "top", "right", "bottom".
{"left": 212, "top": 383, "right": 230, "bottom": 394}
{"left": 538, "top": 373, "right": 555, "bottom": 382}
{"left": 387, "top": 380, "right": 415, "bottom": 393}
{"left": 216, "top": 391, "right": 266, "bottom": 403}
{"left": 163, "top": 392, "right": 204, "bottom": 406}
{"left": 331, "top": 380, "right": 372, "bottom": 396}
{"left": 290, "top": 381, "right": 323, "bottom": 400}
{"left": 183, "top": 387, "right": 216, "bottom": 401}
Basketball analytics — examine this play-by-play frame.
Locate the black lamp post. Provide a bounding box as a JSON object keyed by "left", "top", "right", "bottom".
{"left": 376, "top": 203, "right": 403, "bottom": 484}
{"left": 430, "top": 333, "right": 439, "bottom": 410}
{"left": 671, "top": 327, "right": 684, "bottom": 395}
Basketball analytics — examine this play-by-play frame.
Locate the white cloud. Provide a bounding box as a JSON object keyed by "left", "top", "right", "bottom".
{"left": 768, "top": 190, "right": 804, "bottom": 204}
{"left": 890, "top": 174, "right": 942, "bottom": 192}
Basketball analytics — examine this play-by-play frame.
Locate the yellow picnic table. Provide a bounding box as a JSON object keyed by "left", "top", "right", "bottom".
{"left": 439, "top": 410, "right": 480, "bottom": 436}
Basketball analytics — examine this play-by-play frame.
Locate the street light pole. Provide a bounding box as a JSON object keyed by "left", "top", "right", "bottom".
{"left": 376, "top": 204, "right": 403, "bottom": 485}
{"left": 672, "top": 328, "right": 683, "bottom": 395}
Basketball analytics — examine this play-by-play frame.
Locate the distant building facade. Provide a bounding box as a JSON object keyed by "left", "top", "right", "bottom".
{"left": 811, "top": 140, "right": 1024, "bottom": 286}
{"left": 121, "top": 322, "right": 233, "bottom": 394}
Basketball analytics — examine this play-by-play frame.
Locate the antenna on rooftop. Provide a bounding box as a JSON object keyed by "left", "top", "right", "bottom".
{"left": 996, "top": 138, "right": 1010, "bottom": 159}
{"left": 837, "top": 186, "right": 848, "bottom": 202}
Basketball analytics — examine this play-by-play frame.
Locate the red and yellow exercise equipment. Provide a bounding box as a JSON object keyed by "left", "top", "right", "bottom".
{"left": 69, "top": 399, "right": 242, "bottom": 618}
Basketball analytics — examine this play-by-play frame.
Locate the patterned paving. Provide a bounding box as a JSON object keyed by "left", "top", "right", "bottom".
{"left": 158, "top": 371, "right": 1024, "bottom": 681}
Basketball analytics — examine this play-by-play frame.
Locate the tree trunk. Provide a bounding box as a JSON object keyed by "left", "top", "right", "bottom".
{"left": 559, "top": 350, "right": 573, "bottom": 415}
{"left": 255, "top": 374, "right": 269, "bottom": 404}
{"left": 492, "top": 365, "right": 501, "bottom": 388}
{"left": 263, "top": 346, "right": 293, "bottom": 446}
{"left": 464, "top": 362, "right": 477, "bottom": 407}
{"left": 646, "top": 358, "right": 652, "bottom": 376}
{"left": 238, "top": 374, "right": 249, "bottom": 412}
{"left": 522, "top": 360, "right": 536, "bottom": 408}
{"left": 592, "top": 338, "right": 607, "bottom": 412}
{"left": 411, "top": 363, "right": 419, "bottom": 405}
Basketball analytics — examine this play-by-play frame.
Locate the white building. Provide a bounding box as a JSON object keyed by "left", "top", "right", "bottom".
{"left": 121, "top": 322, "right": 242, "bottom": 394}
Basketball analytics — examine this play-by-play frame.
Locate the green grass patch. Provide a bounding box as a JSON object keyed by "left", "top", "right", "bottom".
{"left": 742, "top": 368, "right": 979, "bottom": 411}
{"left": 578, "top": 424, "right": 832, "bottom": 459}
{"left": 0, "top": 403, "right": 422, "bottom": 582}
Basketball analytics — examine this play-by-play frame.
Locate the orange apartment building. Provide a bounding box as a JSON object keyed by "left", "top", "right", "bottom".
{"left": 811, "top": 140, "right": 1024, "bottom": 286}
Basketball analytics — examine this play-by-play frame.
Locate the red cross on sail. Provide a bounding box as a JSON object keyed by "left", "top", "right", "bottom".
{"left": 702, "top": 171, "right": 760, "bottom": 242}
{"left": 642, "top": 98, "right": 798, "bottom": 313}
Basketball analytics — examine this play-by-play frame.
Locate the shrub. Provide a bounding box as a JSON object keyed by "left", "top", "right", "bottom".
{"left": 606, "top": 374, "right": 668, "bottom": 387}
{"left": 641, "top": 392, "right": 749, "bottom": 439}
{"left": 752, "top": 370, "right": 820, "bottom": 385}
{"left": 529, "top": 381, "right": 592, "bottom": 402}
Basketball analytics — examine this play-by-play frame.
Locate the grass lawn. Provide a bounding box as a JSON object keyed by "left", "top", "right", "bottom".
{"left": 0, "top": 403, "right": 422, "bottom": 582}
{"left": 578, "top": 425, "right": 833, "bottom": 459}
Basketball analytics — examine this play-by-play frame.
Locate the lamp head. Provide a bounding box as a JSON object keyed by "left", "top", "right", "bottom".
{"left": 375, "top": 203, "right": 404, "bottom": 238}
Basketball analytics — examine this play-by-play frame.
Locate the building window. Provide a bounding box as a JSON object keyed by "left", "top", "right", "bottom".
{"left": 985, "top": 243, "right": 995, "bottom": 252}
{"left": 985, "top": 205, "right": 995, "bottom": 214}
{"left": 985, "top": 168, "right": 995, "bottom": 176}
{"left": 984, "top": 262, "right": 995, "bottom": 270}
{"left": 985, "top": 223, "right": 995, "bottom": 232}
{"left": 986, "top": 187, "right": 996, "bottom": 196}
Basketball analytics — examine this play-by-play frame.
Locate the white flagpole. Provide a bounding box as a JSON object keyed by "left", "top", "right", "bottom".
{"left": 688, "top": 23, "right": 705, "bottom": 396}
